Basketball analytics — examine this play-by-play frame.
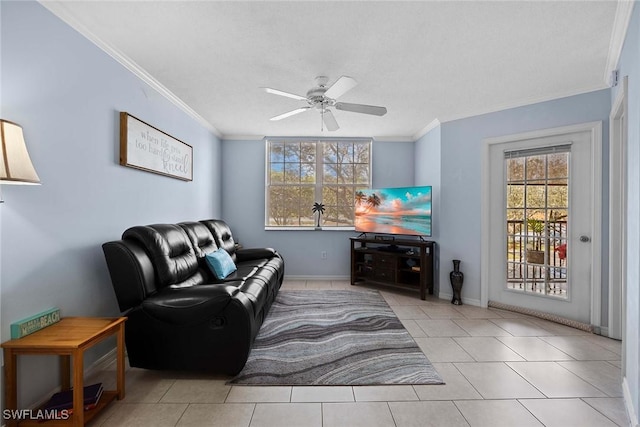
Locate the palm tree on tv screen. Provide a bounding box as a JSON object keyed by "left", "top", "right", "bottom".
{"left": 367, "top": 193, "right": 381, "bottom": 211}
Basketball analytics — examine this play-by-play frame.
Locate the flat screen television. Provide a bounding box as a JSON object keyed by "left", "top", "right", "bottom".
{"left": 354, "top": 186, "right": 432, "bottom": 237}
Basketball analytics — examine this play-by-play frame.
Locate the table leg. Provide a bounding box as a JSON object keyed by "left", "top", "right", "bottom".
{"left": 116, "top": 322, "right": 125, "bottom": 400}
{"left": 3, "top": 349, "right": 18, "bottom": 427}
{"left": 72, "top": 349, "right": 84, "bottom": 427}
{"left": 60, "top": 354, "right": 71, "bottom": 390}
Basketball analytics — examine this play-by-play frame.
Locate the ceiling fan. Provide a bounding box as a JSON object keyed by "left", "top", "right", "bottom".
{"left": 262, "top": 76, "right": 387, "bottom": 131}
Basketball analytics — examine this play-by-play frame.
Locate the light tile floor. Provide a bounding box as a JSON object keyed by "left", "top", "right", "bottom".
{"left": 87, "top": 280, "right": 630, "bottom": 426}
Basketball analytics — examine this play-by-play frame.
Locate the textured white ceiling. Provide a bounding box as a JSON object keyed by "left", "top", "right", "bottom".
{"left": 43, "top": 1, "right": 623, "bottom": 140}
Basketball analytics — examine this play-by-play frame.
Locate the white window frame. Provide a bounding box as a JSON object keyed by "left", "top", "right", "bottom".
{"left": 264, "top": 138, "right": 372, "bottom": 230}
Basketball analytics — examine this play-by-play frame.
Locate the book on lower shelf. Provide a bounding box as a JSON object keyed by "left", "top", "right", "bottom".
{"left": 44, "top": 383, "right": 103, "bottom": 412}
{"left": 411, "top": 266, "right": 421, "bottom": 272}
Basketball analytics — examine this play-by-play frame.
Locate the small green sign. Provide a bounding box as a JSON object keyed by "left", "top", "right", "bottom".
{"left": 10, "top": 308, "right": 61, "bottom": 339}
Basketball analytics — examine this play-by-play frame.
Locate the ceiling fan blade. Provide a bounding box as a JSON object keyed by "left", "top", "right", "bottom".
{"left": 324, "top": 76, "right": 358, "bottom": 99}
{"left": 323, "top": 109, "right": 340, "bottom": 131}
{"left": 270, "top": 107, "right": 311, "bottom": 121}
{"left": 262, "top": 87, "right": 307, "bottom": 101}
{"left": 335, "top": 102, "right": 387, "bottom": 116}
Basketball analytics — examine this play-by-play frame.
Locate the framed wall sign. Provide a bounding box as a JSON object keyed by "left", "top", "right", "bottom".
{"left": 120, "top": 112, "right": 193, "bottom": 181}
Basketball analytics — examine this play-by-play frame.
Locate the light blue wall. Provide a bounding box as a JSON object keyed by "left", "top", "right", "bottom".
{"left": 415, "top": 125, "right": 441, "bottom": 240}
{"left": 221, "top": 139, "right": 415, "bottom": 277}
{"left": 614, "top": 2, "right": 640, "bottom": 423}
{"left": 435, "top": 89, "right": 611, "bottom": 305}
{"left": 414, "top": 125, "right": 441, "bottom": 292}
{"left": 0, "top": 1, "right": 221, "bottom": 408}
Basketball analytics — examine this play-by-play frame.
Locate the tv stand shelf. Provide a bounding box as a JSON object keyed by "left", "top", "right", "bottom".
{"left": 350, "top": 236, "right": 436, "bottom": 300}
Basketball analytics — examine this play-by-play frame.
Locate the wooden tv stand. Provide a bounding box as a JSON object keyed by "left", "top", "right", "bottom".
{"left": 350, "top": 236, "right": 436, "bottom": 300}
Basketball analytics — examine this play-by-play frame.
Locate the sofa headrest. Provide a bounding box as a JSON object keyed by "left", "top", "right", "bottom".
{"left": 178, "top": 221, "right": 219, "bottom": 257}
{"left": 123, "top": 224, "right": 200, "bottom": 289}
{"left": 200, "top": 219, "right": 237, "bottom": 262}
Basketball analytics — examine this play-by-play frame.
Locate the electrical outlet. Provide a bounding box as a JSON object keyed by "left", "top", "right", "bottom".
{"left": 321, "top": 251, "right": 328, "bottom": 259}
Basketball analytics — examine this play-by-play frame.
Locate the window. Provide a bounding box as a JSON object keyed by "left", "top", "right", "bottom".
{"left": 505, "top": 145, "right": 569, "bottom": 299}
{"left": 266, "top": 139, "right": 372, "bottom": 228}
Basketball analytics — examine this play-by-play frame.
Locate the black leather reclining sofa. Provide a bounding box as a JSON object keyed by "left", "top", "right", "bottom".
{"left": 102, "top": 219, "right": 284, "bottom": 375}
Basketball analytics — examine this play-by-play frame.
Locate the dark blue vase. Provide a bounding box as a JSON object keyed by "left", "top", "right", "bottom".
{"left": 450, "top": 259, "right": 464, "bottom": 305}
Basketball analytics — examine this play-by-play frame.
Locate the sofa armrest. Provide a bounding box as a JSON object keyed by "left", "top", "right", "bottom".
{"left": 235, "top": 247, "right": 278, "bottom": 262}
{"left": 142, "top": 283, "right": 242, "bottom": 324}
{"left": 103, "top": 239, "right": 156, "bottom": 312}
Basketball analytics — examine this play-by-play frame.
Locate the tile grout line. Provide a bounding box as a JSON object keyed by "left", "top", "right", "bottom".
{"left": 580, "top": 397, "right": 628, "bottom": 427}
{"left": 515, "top": 398, "right": 548, "bottom": 427}
{"left": 172, "top": 402, "right": 191, "bottom": 427}
{"left": 451, "top": 400, "right": 472, "bottom": 426}
{"left": 502, "top": 360, "right": 551, "bottom": 399}
{"left": 450, "top": 361, "right": 488, "bottom": 401}
{"left": 556, "top": 360, "right": 623, "bottom": 398}
{"left": 386, "top": 401, "right": 399, "bottom": 427}
{"left": 247, "top": 402, "right": 257, "bottom": 427}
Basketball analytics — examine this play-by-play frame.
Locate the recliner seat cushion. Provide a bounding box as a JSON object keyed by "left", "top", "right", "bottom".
{"left": 218, "top": 264, "right": 259, "bottom": 283}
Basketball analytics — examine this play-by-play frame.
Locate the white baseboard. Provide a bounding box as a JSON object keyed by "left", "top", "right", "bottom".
{"left": 623, "top": 376, "right": 639, "bottom": 427}
{"left": 89, "top": 347, "right": 119, "bottom": 373}
{"left": 438, "top": 292, "right": 482, "bottom": 307}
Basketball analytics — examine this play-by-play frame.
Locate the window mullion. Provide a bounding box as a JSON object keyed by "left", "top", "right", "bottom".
{"left": 315, "top": 141, "right": 323, "bottom": 203}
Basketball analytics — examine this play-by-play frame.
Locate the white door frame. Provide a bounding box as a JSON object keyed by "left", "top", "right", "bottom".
{"left": 609, "top": 76, "right": 628, "bottom": 341}
{"left": 481, "top": 122, "right": 602, "bottom": 327}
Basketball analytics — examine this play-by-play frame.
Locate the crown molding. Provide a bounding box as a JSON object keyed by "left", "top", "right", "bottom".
{"left": 439, "top": 83, "right": 609, "bottom": 125}
{"left": 603, "top": 0, "right": 635, "bottom": 85}
{"left": 412, "top": 118, "right": 441, "bottom": 141}
{"left": 39, "top": 1, "right": 222, "bottom": 138}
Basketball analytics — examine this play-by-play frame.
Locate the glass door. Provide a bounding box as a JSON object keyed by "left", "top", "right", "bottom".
{"left": 486, "top": 123, "right": 599, "bottom": 325}
{"left": 505, "top": 146, "right": 569, "bottom": 299}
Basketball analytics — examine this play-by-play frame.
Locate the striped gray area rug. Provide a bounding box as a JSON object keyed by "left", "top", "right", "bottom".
{"left": 228, "top": 290, "right": 444, "bottom": 385}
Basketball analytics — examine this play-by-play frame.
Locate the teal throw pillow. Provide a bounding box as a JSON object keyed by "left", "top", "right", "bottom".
{"left": 205, "top": 249, "right": 237, "bottom": 279}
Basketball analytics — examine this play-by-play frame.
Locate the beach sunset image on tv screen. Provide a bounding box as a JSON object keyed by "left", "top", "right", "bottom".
{"left": 354, "top": 186, "right": 432, "bottom": 236}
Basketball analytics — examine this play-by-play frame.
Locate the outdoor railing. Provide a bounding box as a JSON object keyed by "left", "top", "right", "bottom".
{"left": 506, "top": 219, "right": 567, "bottom": 296}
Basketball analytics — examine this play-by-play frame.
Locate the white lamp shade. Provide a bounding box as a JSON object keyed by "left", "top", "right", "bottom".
{"left": 0, "top": 120, "right": 40, "bottom": 185}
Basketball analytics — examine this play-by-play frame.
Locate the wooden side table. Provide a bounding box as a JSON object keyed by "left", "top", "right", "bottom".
{"left": 2, "top": 317, "right": 126, "bottom": 427}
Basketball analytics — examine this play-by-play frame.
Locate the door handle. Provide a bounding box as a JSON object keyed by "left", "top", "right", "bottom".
{"left": 579, "top": 235, "right": 590, "bottom": 242}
